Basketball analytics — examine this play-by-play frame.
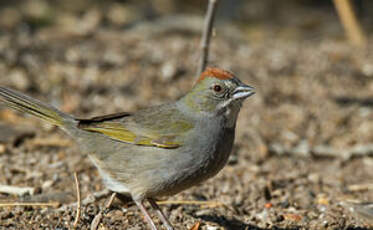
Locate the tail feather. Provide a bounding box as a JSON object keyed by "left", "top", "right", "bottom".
{"left": 0, "top": 87, "right": 73, "bottom": 127}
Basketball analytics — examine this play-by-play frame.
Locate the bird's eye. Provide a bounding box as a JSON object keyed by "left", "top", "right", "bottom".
{"left": 213, "top": 84, "right": 222, "bottom": 93}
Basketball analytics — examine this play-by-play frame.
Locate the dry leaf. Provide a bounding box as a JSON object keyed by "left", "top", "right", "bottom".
{"left": 190, "top": 221, "right": 200, "bottom": 230}
{"left": 282, "top": 213, "right": 303, "bottom": 222}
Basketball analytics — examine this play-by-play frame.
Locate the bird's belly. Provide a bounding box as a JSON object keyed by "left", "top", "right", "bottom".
{"left": 84, "top": 126, "right": 235, "bottom": 199}
{"left": 88, "top": 155, "right": 131, "bottom": 194}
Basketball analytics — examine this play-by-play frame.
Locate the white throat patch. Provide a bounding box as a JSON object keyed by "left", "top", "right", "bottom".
{"left": 217, "top": 100, "right": 241, "bottom": 128}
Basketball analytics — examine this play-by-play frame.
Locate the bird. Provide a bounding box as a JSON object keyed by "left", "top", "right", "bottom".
{"left": 341, "top": 199, "right": 373, "bottom": 225}
{"left": 0, "top": 67, "right": 255, "bottom": 230}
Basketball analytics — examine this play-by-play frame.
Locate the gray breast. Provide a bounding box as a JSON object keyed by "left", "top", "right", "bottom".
{"left": 151, "top": 118, "right": 236, "bottom": 197}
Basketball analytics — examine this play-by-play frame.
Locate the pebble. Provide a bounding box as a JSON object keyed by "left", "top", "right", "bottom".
{"left": 195, "top": 209, "right": 213, "bottom": 217}
{"left": 206, "top": 226, "right": 219, "bottom": 230}
{"left": 0, "top": 144, "right": 5, "bottom": 154}
{"left": 42, "top": 180, "right": 54, "bottom": 190}
{"left": 161, "top": 62, "right": 177, "bottom": 81}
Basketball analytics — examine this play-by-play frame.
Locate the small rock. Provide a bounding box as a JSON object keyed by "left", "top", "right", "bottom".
{"left": 316, "top": 194, "right": 329, "bottom": 206}
{"left": 161, "top": 62, "right": 177, "bottom": 81}
{"left": 195, "top": 209, "right": 212, "bottom": 217}
{"left": 282, "top": 213, "right": 303, "bottom": 222}
{"left": 206, "top": 225, "right": 218, "bottom": 230}
{"left": 362, "top": 63, "right": 373, "bottom": 77}
{"left": 9, "top": 69, "right": 30, "bottom": 91}
{"left": 42, "top": 180, "right": 54, "bottom": 190}
{"left": 0, "top": 144, "right": 5, "bottom": 154}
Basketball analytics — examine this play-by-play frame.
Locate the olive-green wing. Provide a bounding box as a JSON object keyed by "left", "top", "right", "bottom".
{"left": 77, "top": 113, "right": 193, "bottom": 149}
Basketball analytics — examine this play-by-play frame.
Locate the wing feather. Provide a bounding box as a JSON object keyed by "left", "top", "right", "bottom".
{"left": 78, "top": 111, "right": 192, "bottom": 149}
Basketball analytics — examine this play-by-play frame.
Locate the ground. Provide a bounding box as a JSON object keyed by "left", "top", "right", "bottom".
{"left": 0, "top": 1, "right": 373, "bottom": 229}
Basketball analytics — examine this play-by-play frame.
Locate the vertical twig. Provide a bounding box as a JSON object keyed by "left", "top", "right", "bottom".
{"left": 333, "top": 0, "right": 367, "bottom": 47}
{"left": 73, "top": 172, "right": 81, "bottom": 228}
{"left": 197, "top": 0, "right": 219, "bottom": 77}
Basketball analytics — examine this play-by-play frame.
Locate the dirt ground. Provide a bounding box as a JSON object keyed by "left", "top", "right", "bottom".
{"left": 0, "top": 1, "right": 373, "bottom": 229}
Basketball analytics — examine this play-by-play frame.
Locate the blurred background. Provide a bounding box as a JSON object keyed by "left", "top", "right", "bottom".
{"left": 0, "top": 0, "right": 373, "bottom": 229}
{"left": 0, "top": 0, "right": 373, "bottom": 39}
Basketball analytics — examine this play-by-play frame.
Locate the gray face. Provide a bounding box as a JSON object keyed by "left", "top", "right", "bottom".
{"left": 204, "top": 77, "right": 255, "bottom": 113}
{"left": 180, "top": 76, "right": 255, "bottom": 116}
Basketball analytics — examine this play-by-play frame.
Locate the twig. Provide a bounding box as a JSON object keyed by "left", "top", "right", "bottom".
{"left": 0, "top": 202, "right": 59, "bottom": 207}
{"left": 269, "top": 142, "right": 373, "bottom": 160}
{"left": 313, "top": 144, "right": 373, "bottom": 159}
{"left": 28, "top": 136, "right": 72, "bottom": 148}
{"left": 90, "top": 212, "right": 102, "bottom": 230}
{"left": 73, "top": 172, "right": 81, "bottom": 228}
{"left": 332, "top": 0, "right": 367, "bottom": 47}
{"left": 90, "top": 192, "right": 116, "bottom": 230}
{"left": 347, "top": 184, "right": 373, "bottom": 192}
{"left": 197, "top": 0, "right": 219, "bottom": 77}
{"left": 0, "top": 185, "right": 35, "bottom": 196}
{"left": 105, "top": 193, "right": 116, "bottom": 209}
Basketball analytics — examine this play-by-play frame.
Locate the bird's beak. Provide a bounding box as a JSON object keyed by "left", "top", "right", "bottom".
{"left": 232, "top": 84, "right": 255, "bottom": 100}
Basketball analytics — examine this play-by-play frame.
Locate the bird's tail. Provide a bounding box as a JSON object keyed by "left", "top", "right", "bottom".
{"left": 0, "top": 86, "right": 74, "bottom": 127}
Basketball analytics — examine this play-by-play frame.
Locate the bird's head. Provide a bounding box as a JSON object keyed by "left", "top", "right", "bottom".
{"left": 180, "top": 67, "right": 254, "bottom": 124}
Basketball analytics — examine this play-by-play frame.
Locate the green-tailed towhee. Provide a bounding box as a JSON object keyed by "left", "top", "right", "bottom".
{"left": 0, "top": 67, "right": 254, "bottom": 230}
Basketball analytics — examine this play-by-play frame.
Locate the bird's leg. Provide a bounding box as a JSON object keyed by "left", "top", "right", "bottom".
{"left": 134, "top": 199, "right": 158, "bottom": 230}
{"left": 148, "top": 198, "right": 174, "bottom": 230}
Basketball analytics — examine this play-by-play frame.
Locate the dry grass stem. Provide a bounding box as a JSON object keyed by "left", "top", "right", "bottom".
{"left": 197, "top": 0, "right": 219, "bottom": 76}
{"left": 0, "top": 202, "right": 60, "bottom": 207}
{"left": 0, "top": 185, "right": 35, "bottom": 196}
{"left": 90, "top": 212, "right": 103, "bottom": 230}
{"left": 73, "top": 172, "right": 81, "bottom": 228}
{"left": 333, "top": 0, "right": 367, "bottom": 47}
{"left": 105, "top": 192, "right": 116, "bottom": 209}
{"left": 29, "top": 136, "right": 72, "bottom": 148}
{"left": 270, "top": 143, "right": 373, "bottom": 160}
{"left": 347, "top": 184, "right": 373, "bottom": 192}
